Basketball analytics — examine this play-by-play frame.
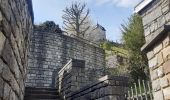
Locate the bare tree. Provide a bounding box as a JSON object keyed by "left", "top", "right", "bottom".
{"left": 62, "top": 2, "right": 90, "bottom": 37}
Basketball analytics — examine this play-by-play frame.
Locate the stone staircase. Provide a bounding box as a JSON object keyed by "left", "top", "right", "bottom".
{"left": 24, "top": 87, "right": 63, "bottom": 100}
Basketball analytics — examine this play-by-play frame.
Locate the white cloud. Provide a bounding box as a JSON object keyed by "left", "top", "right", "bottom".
{"left": 94, "top": 0, "right": 141, "bottom": 8}
{"left": 113, "top": 0, "right": 141, "bottom": 8}
{"left": 66, "top": 0, "right": 141, "bottom": 8}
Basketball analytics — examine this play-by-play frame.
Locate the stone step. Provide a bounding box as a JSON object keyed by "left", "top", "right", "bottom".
{"left": 24, "top": 87, "right": 63, "bottom": 100}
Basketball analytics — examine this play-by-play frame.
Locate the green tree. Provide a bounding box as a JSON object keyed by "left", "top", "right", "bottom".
{"left": 121, "top": 14, "right": 149, "bottom": 82}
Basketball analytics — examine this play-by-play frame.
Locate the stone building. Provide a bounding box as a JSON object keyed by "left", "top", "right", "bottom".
{"left": 135, "top": 0, "right": 170, "bottom": 99}
{"left": 85, "top": 24, "right": 106, "bottom": 44}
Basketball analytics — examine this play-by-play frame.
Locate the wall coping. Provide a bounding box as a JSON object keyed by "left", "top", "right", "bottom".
{"left": 141, "top": 25, "right": 170, "bottom": 52}
{"left": 58, "top": 59, "right": 85, "bottom": 75}
{"left": 134, "top": 0, "right": 153, "bottom": 13}
{"left": 69, "top": 75, "right": 128, "bottom": 98}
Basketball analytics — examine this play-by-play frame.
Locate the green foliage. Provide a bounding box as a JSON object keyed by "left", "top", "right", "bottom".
{"left": 100, "top": 40, "right": 128, "bottom": 58}
{"left": 34, "top": 21, "right": 62, "bottom": 33}
{"left": 100, "top": 40, "right": 129, "bottom": 76}
{"left": 121, "top": 14, "right": 149, "bottom": 82}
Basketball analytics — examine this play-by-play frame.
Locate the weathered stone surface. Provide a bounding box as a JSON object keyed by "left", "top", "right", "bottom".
{"left": 0, "top": 31, "right": 6, "bottom": 55}
{"left": 152, "top": 79, "right": 161, "bottom": 92}
{"left": 163, "top": 87, "right": 170, "bottom": 100}
{"left": 0, "top": 0, "right": 33, "bottom": 100}
{"left": 154, "top": 43, "right": 163, "bottom": 54}
{"left": 148, "top": 56, "right": 157, "bottom": 68}
{"left": 153, "top": 91, "right": 164, "bottom": 100}
{"left": 167, "top": 73, "right": 170, "bottom": 82}
{"left": 147, "top": 50, "right": 154, "bottom": 60}
{"left": 157, "top": 52, "right": 164, "bottom": 66}
{"left": 150, "top": 70, "right": 158, "bottom": 80}
{"left": 3, "top": 83, "right": 11, "bottom": 100}
{"left": 163, "top": 34, "right": 170, "bottom": 48}
{"left": 0, "top": 77, "right": 4, "bottom": 97}
{"left": 157, "top": 66, "right": 164, "bottom": 77}
{"left": 138, "top": 0, "right": 170, "bottom": 100}
{"left": 160, "top": 77, "right": 169, "bottom": 88}
{"left": 163, "top": 60, "right": 170, "bottom": 74}
{"left": 162, "top": 46, "right": 170, "bottom": 60}
{"left": 26, "top": 31, "right": 105, "bottom": 87}
{"left": 144, "top": 26, "right": 151, "bottom": 36}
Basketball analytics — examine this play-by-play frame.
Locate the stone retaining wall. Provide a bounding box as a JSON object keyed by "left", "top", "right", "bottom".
{"left": 0, "top": 0, "right": 33, "bottom": 100}
{"left": 26, "top": 31, "right": 105, "bottom": 88}
{"left": 69, "top": 75, "right": 128, "bottom": 100}
{"left": 136, "top": 0, "right": 170, "bottom": 99}
{"left": 57, "top": 59, "right": 128, "bottom": 100}
{"left": 57, "top": 59, "right": 86, "bottom": 99}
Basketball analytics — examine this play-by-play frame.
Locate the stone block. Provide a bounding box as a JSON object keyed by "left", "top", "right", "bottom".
{"left": 165, "top": 12, "right": 170, "bottom": 22}
{"left": 0, "top": 31, "right": 6, "bottom": 55}
{"left": 162, "top": 4, "right": 170, "bottom": 14}
{"left": 163, "top": 87, "right": 170, "bottom": 100}
{"left": 167, "top": 74, "right": 170, "bottom": 85}
{"left": 157, "top": 16, "right": 166, "bottom": 28}
{"left": 147, "top": 50, "right": 154, "bottom": 60}
{"left": 3, "top": 83, "right": 11, "bottom": 100}
{"left": 162, "top": 46, "right": 170, "bottom": 60}
{"left": 157, "top": 52, "right": 164, "bottom": 66}
{"left": 160, "top": 77, "right": 169, "bottom": 88}
{"left": 150, "top": 70, "right": 158, "bottom": 80}
{"left": 152, "top": 79, "right": 161, "bottom": 92}
{"left": 163, "top": 60, "right": 170, "bottom": 74}
{"left": 148, "top": 56, "right": 157, "bottom": 68}
{"left": 150, "top": 21, "right": 157, "bottom": 33}
{"left": 163, "top": 35, "right": 170, "bottom": 48}
{"left": 144, "top": 26, "right": 151, "bottom": 36}
{"left": 157, "top": 66, "right": 164, "bottom": 77}
{"left": 154, "top": 43, "right": 163, "bottom": 54}
{"left": 0, "top": 77, "right": 4, "bottom": 97}
{"left": 153, "top": 91, "right": 164, "bottom": 100}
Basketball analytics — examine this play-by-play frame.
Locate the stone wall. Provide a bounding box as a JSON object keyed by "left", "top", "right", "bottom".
{"left": 26, "top": 31, "right": 105, "bottom": 88}
{"left": 68, "top": 75, "right": 128, "bottom": 100}
{"left": 57, "top": 59, "right": 128, "bottom": 100}
{"left": 57, "top": 59, "right": 86, "bottom": 99}
{"left": 137, "top": 0, "right": 170, "bottom": 100}
{"left": 0, "top": 0, "right": 33, "bottom": 100}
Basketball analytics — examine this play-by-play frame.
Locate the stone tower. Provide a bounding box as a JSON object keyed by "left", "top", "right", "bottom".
{"left": 85, "top": 24, "right": 106, "bottom": 44}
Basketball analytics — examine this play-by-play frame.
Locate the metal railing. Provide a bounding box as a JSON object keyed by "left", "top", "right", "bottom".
{"left": 126, "top": 80, "right": 153, "bottom": 100}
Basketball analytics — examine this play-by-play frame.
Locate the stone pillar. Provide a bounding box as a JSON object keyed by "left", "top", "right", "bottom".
{"left": 57, "top": 59, "right": 86, "bottom": 99}
{"left": 0, "top": 0, "right": 33, "bottom": 100}
{"left": 135, "top": 0, "right": 170, "bottom": 100}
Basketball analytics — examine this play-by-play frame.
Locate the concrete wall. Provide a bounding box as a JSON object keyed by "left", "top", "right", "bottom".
{"left": 137, "top": 0, "right": 170, "bottom": 100}
{"left": 26, "top": 31, "right": 105, "bottom": 88}
{"left": 0, "top": 0, "right": 33, "bottom": 100}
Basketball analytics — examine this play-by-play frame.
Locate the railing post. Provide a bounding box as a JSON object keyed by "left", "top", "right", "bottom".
{"left": 142, "top": 80, "right": 147, "bottom": 100}
{"left": 147, "top": 81, "right": 153, "bottom": 100}
{"left": 134, "top": 83, "right": 138, "bottom": 100}
{"left": 138, "top": 79, "right": 143, "bottom": 100}
{"left": 131, "top": 87, "right": 135, "bottom": 100}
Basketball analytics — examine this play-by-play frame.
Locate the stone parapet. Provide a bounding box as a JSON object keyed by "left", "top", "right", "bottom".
{"left": 56, "top": 59, "right": 86, "bottom": 99}
{"left": 68, "top": 75, "right": 128, "bottom": 100}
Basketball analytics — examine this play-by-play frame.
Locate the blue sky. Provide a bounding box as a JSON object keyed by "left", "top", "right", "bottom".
{"left": 32, "top": 0, "right": 141, "bottom": 42}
